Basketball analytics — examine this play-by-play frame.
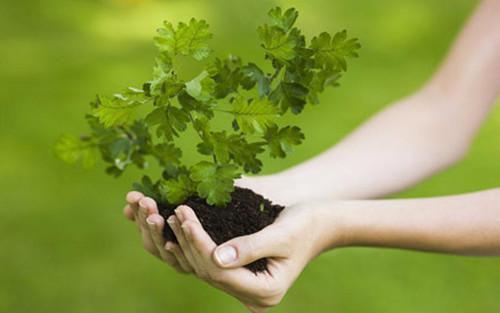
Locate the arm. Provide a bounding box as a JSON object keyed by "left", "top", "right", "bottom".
{"left": 242, "top": 0, "right": 500, "bottom": 204}
{"left": 327, "top": 188, "right": 500, "bottom": 256}
{"left": 160, "top": 188, "right": 500, "bottom": 312}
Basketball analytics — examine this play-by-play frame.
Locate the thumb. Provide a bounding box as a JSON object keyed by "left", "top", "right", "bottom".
{"left": 212, "top": 224, "right": 287, "bottom": 269}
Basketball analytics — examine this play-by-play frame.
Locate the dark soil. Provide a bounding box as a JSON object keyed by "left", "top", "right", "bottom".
{"left": 157, "top": 187, "right": 284, "bottom": 273}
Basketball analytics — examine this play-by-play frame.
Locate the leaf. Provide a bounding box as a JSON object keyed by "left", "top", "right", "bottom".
{"left": 229, "top": 140, "right": 264, "bottom": 174}
{"left": 153, "top": 143, "right": 182, "bottom": 167}
{"left": 133, "top": 176, "right": 162, "bottom": 200}
{"left": 241, "top": 63, "right": 271, "bottom": 98}
{"left": 264, "top": 125, "right": 304, "bottom": 158}
{"left": 311, "top": 30, "right": 361, "bottom": 71}
{"left": 55, "top": 134, "right": 99, "bottom": 169}
{"left": 270, "top": 82, "right": 309, "bottom": 114}
{"left": 145, "top": 105, "right": 189, "bottom": 140}
{"left": 155, "top": 18, "right": 213, "bottom": 61}
{"left": 231, "top": 97, "right": 279, "bottom": 134}
{"left": 190, "top": 161, "right": 240, "bottom": 206}
{"left": 258, "top": 25, "right": 301, "bottom": 62}
{"left": 268, "top": 7, "right": 299, "bottom": 32}
{"left": 209, "top": 55, "right": 245, "bottom": 99}
{"left": 163, "top": 174, "right": 196, "bottom": 204}
{"left": 185, "top": 71, "right": 215, "bottom": 102}
{"left": 178, "top": 91, "right": 214, "bottom": 118}
{"left": 197, "top": 132, "right": 265, "bottom": 174}
{"left": 92, "top": 91, "right": 147, "bottom": 127}
{"left": 147, "top": 54, "right": 184, "bottom": 98}
{"left": 308, "top": 68, "right": 341, "bottom": 104}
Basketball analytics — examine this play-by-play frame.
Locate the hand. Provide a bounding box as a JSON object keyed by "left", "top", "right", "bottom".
{"left": 123, "top": 191, "right": 194, "bottom": 274}
{"left": 121, "top": 173, "right": 295, "bottom": 275}
{"left": 166, "top": 202, "right": 337, "bottom": 312}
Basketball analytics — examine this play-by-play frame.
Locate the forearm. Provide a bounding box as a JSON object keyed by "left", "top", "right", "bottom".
{"left": 321, "top": 188, "right": 500, "bottom": 256}
{"left": 429, "top": 0, "right": 500, "bottom": 105}
{"left": 245, "top": 0, "right": 500, "bottom": 204}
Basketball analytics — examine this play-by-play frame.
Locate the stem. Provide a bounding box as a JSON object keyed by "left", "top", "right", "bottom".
{"left": 187, "top": 111, "right": 219, "bottom": 165}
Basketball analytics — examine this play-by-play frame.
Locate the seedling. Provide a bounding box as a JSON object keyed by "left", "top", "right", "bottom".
{"left": 56, "top": 7, "right": 360, "bottom": 272}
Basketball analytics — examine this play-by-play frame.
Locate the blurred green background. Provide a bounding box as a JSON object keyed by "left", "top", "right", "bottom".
{"left": 1, "top": 0, "right": 499, "bottom": 312}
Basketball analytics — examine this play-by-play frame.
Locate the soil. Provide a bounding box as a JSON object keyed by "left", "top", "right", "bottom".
{"left": 157, "top": 187, "right": 284, "bottom": 273}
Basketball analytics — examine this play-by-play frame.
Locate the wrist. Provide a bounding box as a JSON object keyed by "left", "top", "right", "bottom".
{"left": 238, "top": 171, "right": 311, "bottom": 206}
{"left": 307, "top": 200, "right": 353, "bottom": 256}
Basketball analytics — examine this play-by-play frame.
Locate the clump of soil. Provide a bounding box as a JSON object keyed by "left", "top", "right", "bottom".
{"left": 157, "top": 187, "right": 284, "bottom": 273}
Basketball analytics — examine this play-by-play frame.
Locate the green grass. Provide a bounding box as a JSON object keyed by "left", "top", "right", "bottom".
{"left": 1, "top": 0, "right": 499, "bottom": 312}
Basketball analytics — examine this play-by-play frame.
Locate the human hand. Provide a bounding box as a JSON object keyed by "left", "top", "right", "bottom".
{"left": 122, "top": 176, "right": 339, "bottom": 312}
{"left": 163, "top": 201, "right": 337, "bottom": 312}
{"left": 121, "top": 173, "right": 297, "bottom": 275}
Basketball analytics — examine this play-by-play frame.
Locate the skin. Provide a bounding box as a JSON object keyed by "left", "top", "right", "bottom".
{"left": 123, "top": 1, "right": 500, "bottom": 312}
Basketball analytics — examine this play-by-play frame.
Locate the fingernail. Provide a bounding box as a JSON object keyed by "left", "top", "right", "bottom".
{"left": 146, "top": 216, "right": 155, "bottom": 226}
{"left": 215, "top": 246, "right": 237, "bottom": 265}
{"left": 165, "top": 241, "right": 174, "bottom": 251}
{"left": 175, "top": 207, "right": 184, "bottom": 221}
{"left": 167, "top": 216, "right": 176, "bottom": 225}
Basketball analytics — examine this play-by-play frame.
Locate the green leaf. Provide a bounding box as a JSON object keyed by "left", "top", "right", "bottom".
{"left": 178, "top": 92, "right": 214, "bottom": 118}
{"left": 197, "top": 131, "right": 264, "bottom": 173}
{"left": 231, "top": 97, "right": 279, "bottom": 134}
{"left": 264, "top": 125, "right": 304, "bottom": 158}
{"left": 163, "top": 174, "right": 196, "bottom": 204}
{"left": 209, "top": 55, "right": 245, "bottom": 99}
{"left": 270, "top": 82, "right": 309, "bottom": 114}
{"left": 55, "top": 134, "right": 99, "bottom": 169}
{"left": 92, "top": 91, "right": 147, "bottom": 127}
{"left": 308, "top": 68, "right": 341, "bottom": 104}
{"left": 145, "top": 105, "right": 189, "bottom": 140}
{"left": 133, "top": 176, "right": 162, "bottom": 200}
{"left": 268, "top": 7, "right": 299, "bottom": 32}
{"left": 148, "top": 54, "right": 184, "bottom": 98}
{"left": 190, "top": 161, "right": 240, "bottom": 206}
{"left": 153, "top": 143, "right": 182, "bottom": 167}
{"left": 229, "top": 140, "right": 264, "bottom": 174}
{"left": 155, "top": 18, "right": 213, "bottom": 61}
{"left": 185, "top": 71, "right": 215, "bottom": 102}
{"left": 241, "top": 63, "right": 271, "bottom": 98}
{"left": 311, "top": 30, "right": 361, "bottom": 71}
{"left": 258, "top": 25, "right": 301, "bottom": 62}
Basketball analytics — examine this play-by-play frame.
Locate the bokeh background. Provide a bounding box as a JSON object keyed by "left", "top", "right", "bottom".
{"left": 1, "top": 0, "right": 499, "bottom": 312}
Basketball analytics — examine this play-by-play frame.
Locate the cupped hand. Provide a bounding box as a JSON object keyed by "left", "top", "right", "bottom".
{"left": 168, "top": 202, "right": 334, "bottom": 312}
{"left": 123, "top": 177, "right": 338, "bottom": 312}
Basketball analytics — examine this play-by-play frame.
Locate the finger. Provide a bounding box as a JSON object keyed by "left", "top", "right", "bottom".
{"left": 178, "top": 205, "right": 216, "bottom": 258}
{"left": 126, "top": 191, "right": 144, "bottom": 214}
{"left": 182, "top": 217, "right": 277, "bottom": 296}
{"left": 123, "top": 205, "right": 135, "bottom": 221}
{"left": 167, "top": 215, "right": 197, "bottom": 267}
{"left": 165, "top": 241, "right": 193, "bottom": 274}
{"left": 126, "top": 191, "right": 143, "bottom": 230}
{"left": 138, "top": 197, "right": 159, "bottom": 257}
{"left": 146, "top": 214, "right": 178, "bottom": 266}
{"left": 212, "top": 224, "right": 288, "bottom": 269}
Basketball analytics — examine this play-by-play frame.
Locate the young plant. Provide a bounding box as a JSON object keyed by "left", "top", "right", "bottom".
{"left": 56, "top": 7, "right": 359, "bottom": 209}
